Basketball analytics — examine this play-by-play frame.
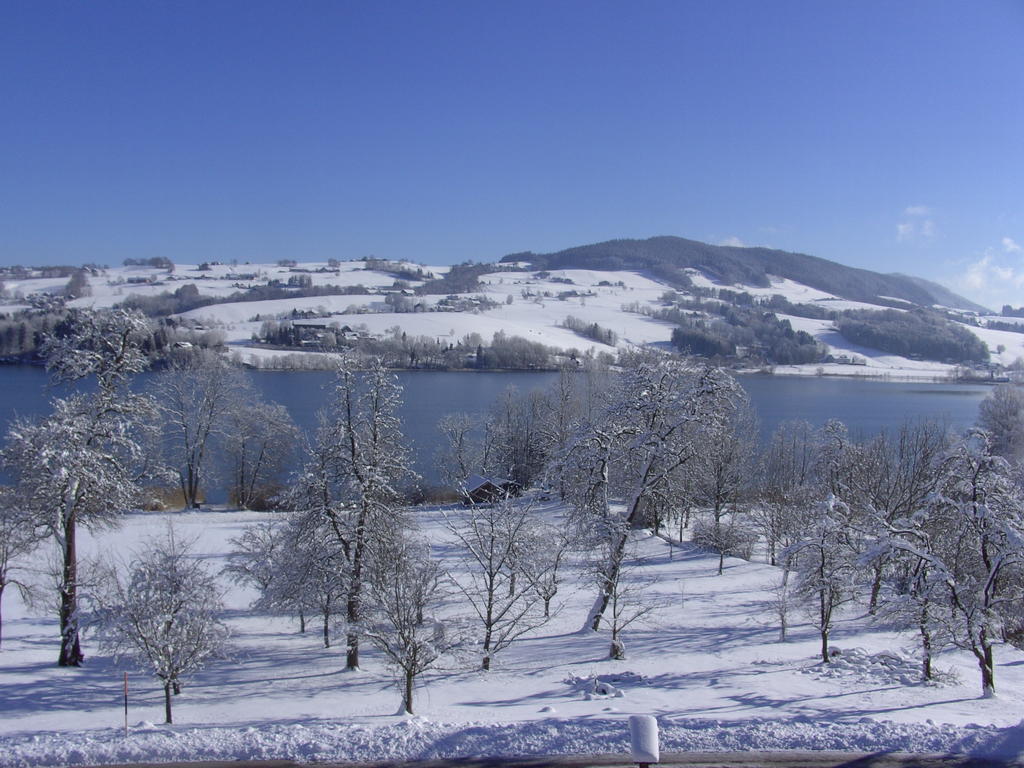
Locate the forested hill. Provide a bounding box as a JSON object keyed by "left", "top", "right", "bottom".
{"left": 500, "top": 236, "right": 988, "bottom": 313}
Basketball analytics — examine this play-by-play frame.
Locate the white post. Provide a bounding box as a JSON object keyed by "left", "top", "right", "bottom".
{"left": 629, "top": 714, "right": 659, "bottom": 767}
{"left": 123, "top": 671, "right": 128, "bottom": 738}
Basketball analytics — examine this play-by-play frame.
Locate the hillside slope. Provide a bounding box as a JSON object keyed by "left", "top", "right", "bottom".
{"left": 502, "top": 237, "right": 989, "bottom": 313}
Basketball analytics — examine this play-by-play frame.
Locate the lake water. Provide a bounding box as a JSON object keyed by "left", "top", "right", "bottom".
{"left": 0, "top": 366, "right": 991, "bottom": 492}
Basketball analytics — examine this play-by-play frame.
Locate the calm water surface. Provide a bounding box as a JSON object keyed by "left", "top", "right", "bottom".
{"left": 0, "top": 366, "right": 991, "bottom": 489}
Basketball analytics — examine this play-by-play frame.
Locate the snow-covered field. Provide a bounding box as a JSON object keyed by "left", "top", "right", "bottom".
{"left": 4, "top": 260, "right": 1020, "bottom": 379}
{"left": 3, "top": 504, "right": 1024, "bottom": 766}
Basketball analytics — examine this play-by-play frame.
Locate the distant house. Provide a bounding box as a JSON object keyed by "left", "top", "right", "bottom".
{"left": 462, "top": 474, "right": 522, "bottom": 505}
{"left": 831, "top": 353, "right": 866, "bottom": 366}
{"left": 292, "top": 321, "right": 331, "bottom": 331}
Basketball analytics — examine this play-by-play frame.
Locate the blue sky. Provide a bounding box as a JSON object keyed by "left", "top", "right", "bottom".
{"left": 1, "top": 1, "right": 1022, "bottom": 308}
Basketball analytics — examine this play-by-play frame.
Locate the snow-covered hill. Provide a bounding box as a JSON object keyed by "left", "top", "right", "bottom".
{"left": 2, "top": 258, "right": 1022, "bottom": 380}
{"left": 2, "top": 504, "right": 1024, "bottom": 766}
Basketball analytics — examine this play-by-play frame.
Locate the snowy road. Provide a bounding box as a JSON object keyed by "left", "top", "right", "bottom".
{"left": 83, "top": 753, "right": 1023, "bottom": 768}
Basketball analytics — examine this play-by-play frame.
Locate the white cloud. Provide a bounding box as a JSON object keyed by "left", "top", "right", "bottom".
{"left": 993, "top": 264, "right": 1016, "bottom": 282}
{"left": 964, "top": 255, "right": 990, "bottom": 292}
{"left": 896, "top": 205, "right": 936, "bottom": 242}
{"left": 719, "top": 236, "right": 747, "bottom": 248}
{"left": 1002, "top": 236, "right": 1022, "bottom": 254}
{"left": 951, "top": 245, "right": 1024, "bottom": 309}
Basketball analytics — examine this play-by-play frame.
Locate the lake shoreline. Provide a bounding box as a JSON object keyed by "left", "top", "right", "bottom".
{"left": 3, "top": 355, "right": 1005, "bottom": 387}
{"left": 735, "top": 367, "right": 1008, "bottom": 386}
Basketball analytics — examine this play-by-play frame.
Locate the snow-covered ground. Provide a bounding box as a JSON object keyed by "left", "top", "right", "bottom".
{"left": 3, "top": 504, "right": 1024, "bottom": 766}
{"left": 968, "top": 324, "right": 1024, "bottom": 368}
{"left": 2, "top": 261, "right": 1021, "bottom": 378}
{"left": 774, "top": 315, "right": 958, "bottom": 380}
{"left": 685, "top": 271, "right": 892, "bottom": 314}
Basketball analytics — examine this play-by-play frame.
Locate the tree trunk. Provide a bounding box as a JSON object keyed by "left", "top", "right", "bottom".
{"left": 182, "top": 460, "right": 200, "bottom": 510}
{"left": 591, "top": 461, "right": 652, "bottom": 631}
{"left": 164, "top": 681, "right": 173, "bottom": 724}
{"left": 610, "top": 638, "right": 625, "bottom": 660}
{"left": 590, "top": 530, "right": 627, "bottom": 631}
{"left": 58, "top": 514, "right": 84, "bottom": 667}
{"left": 298, "top": 609, "right": 306, "bottom": 634}
{"left": 919, "top": 604, "right": 932, "bottom": 681}
{"left": 0, "top": 582, "right": 5, "bottom": 649}
{"left": 610, "top": 621, "right": 625, "bottom": 660}
{"left": 819, "top": 589, "right": 830, "bottom": 663}
{"left": 980, "top": 644, "right": 995, "bottom": 698}
{"left": 345, "top": 505, "right": 368, "bottom": 671}
{"left": 323, "top": 611, "right": 331, "bottom": 648}
{"left": 482, "top": 618, "right": 493, "bottom": 670}
{"left": 921, "top": 631, "right": 932, "bottom": 681}
{"left": 345, "top": 631, "right": 358, "bottom": 669}
{"left": 404, "top": 671, "right": 414, "bottom": 714}
{"left": 777, "top": 568, "right": 790, "bottom": 642}
{"left": 868, "top": 562, "right": 883, "bottom": 616}
{"left": 715, "top": 511, "right": 724, "bottom": 576}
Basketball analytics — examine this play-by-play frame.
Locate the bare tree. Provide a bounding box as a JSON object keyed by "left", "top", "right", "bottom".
{"left": 364, "top": 534, "right": 460, "bottom": 714}
{"left": 223, "top": 390, "right": 298, "bottom": 509}
{"left": 784, "top": 495, "right": 857, "bottom": 663}
{"left": 63, "top": 268, "right": 92, "bottom": 299}
{"left": 277, "top": 511, "right": 348, "bottom": 648}
{"left": 877, "top": 432, "right": 1024, "bottom": 696}
{"left": 590, "top": 534, "right": 655, "bottom": 660}
{"left": 224, "top": 518, "right": 310, "bottom": 635}
{"left": 93, "top": 527, "right": 230, "bottom": 724}
{"left": 560, "top": 353, "right": 742, "bottom": 631}
{"left": 868, "top": 537, "right": 947, "bottom": 682}
{"left": 1, "top": 308, "right": 151, "bottom": 666}
{"left": 0, "top": 491, "right": 40, "bottom": 649}
{"left": 814, "top": 419, "right": 863, "bottom": 498}
{"left": 767, "top": 572, "right": 793, "bottom": 643}
{"left": 977, "top": 384, "right": 1024, "bottom": 466}
{"left": 519, "top": 521, "right": 572, "bottom": 618}
{"left": 754, "top": 420, "right": 818, "bottom": 566}
{"left": 444, "top": 499, "right": 547, "bottom": 670}
{"left": 535, "top": 366, "right": 591, "bottom": 494}
{"left": 223, "top": 519, "right": 282, "bottom": 599}
{"left": 690, "top": 390, "right": 757, "bottom": 574}
{"left": 691, "top": 512, "right": 757, "bottom": 571}
{"left": 855, "top": 419, "right": 949, "bottom": 614}
{"left": 153, "top": 350, "right": 243, "bottom": 508}
{"left": 483, "top": 387, "right": 546, "bottom": 488}
{"left": 288, "top": 354, "right": 414, "bottom": 670}
{"left": 435, "top": 412, "right": 479, "bottom": 490}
